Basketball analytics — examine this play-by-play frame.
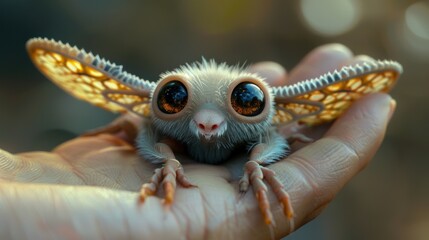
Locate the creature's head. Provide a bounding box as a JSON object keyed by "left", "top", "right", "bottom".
{"left": 150, "top": 59, "right": 275, "bottom": 148}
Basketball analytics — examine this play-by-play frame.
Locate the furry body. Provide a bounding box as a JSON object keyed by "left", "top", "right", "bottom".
{"left": 136, "top": 61, "right": 289, "bottom": 164}
{"left": 137, "top": 123, "right": 289, "bottom": 164}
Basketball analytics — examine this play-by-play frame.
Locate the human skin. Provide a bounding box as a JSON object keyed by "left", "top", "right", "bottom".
{"left": 0, "top": 44, "right": 396, "bottom": 239}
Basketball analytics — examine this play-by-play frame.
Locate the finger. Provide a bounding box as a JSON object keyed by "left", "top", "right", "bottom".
{"left": 248, "top": 61, "right": 288, "bottom": 87}
{"left": 52, "top": 134, "right": 132, "bottom": 160}
{"left": 82, "top": 119, "right": 138, "bottom": 144}
{"left": 280, "top": 54, "right": 378, "bottom": 152}
{"left": 324, "top": 93, "right": 396, "bottom": 171}
{"left": 84, "top": 113, "right": 142, "bottom": 143}
{"left": 288, "top": 44, "right": 353, "bottom": 85}
{"left": 270, "top": 93, "right": 395, "bottom": 233}
{"left": 114, "top": 112, "right": 143, "bottom": 129}
{"left": 82, "top": 124, "right": 122, "bottom": 137}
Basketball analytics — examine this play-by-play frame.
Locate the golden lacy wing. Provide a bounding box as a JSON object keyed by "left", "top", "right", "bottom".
{"left": 272, "top": 60, "right": 402, "bottom": 126}
{"left": 26, "top": 38, "right": 156, "bottom": 117}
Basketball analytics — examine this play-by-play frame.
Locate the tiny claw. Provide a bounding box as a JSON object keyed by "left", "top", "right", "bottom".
{"left": 163, "top": 181, "right": 175, "bottom": 205}
{"left": 139, "top": 194, "right": 147, "bottom": 203}
{"left": 239, "top": 181, "right": 249, "bottom": 192}
{"left": 283, "top": 198, "right": 294, "bottom": 219}
{"left": 239, "top": 172, "right": 250, "bottom": 192}
{"left": 138, "top": 158, "right": 195, "bottom": 206}
{"left": 256, "top": 189, "right": 274, "bottom": 225}
{"left": 177, "top": 167, "right": 197, "bottom": 188}
{"left": 263, "top": 167, "right": 294, "bottom": 219}
{"left": 139, "top": 194, "right": 145, "bottom": 203}
{"left": 139, "top": 183, "right": 156, "bottom": 203}
{"left": 241, "top": 160, "right": 294, "bottom": 226}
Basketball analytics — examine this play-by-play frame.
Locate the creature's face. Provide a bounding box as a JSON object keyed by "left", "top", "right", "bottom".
{"left": 150, "top": 61, "right": 274, "bottom": 148}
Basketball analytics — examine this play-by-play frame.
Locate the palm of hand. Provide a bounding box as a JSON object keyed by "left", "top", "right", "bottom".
{"left": 2, "top": 134, "right": 279, "bottom": 238}
{"left": 0, "top": 44, "right": 394, "bottom": 239}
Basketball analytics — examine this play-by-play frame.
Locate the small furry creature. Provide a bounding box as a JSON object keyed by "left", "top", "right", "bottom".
{"left": 26, "top": 37, "right": 402, "bottom": 226}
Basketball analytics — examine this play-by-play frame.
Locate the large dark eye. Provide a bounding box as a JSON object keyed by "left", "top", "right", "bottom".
{"left": 231, "top": 82, "right": 265, "bottom": 116}
{"left": 157, "top": 80, "right": 188, "bottom": 114}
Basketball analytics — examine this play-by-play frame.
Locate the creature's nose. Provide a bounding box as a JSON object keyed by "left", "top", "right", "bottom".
{"left": 198, "top": 123, "right": 219, "bottom": 131}
{"left": 193, "top": 108, "right": 225, "bottom": 135}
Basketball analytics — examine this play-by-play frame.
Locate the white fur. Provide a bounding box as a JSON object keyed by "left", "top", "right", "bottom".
{"left": 138, "top": 59, "right": 289, "bottom": 164}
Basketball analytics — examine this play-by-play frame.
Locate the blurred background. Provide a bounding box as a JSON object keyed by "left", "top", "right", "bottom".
{"left": 0, "top": 0, "right": 428, "bottom": 239}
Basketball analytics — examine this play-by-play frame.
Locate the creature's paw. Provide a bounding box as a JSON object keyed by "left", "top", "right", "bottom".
{"left": 139, "top": 159, "right": 195, "bottom": 204}
{"left": 239, "top": 161, "right": 294, "bottom": 228}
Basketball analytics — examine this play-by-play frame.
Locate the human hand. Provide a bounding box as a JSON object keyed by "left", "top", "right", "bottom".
{"left": 0, "top": 44, "right": 396, "bottom": 239}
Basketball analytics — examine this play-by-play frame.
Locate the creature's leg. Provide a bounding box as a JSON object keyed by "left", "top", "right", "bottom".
{"left": 239, "top": 132, "right": 294, "bottom": 227}
{"left": 240, "top": 160, "right": 293, "bottom": 225}
{"left": 139, "top": 143, "right": 195, "bottom": 204}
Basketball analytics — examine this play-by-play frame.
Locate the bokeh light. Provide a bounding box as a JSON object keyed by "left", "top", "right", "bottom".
{"left": 405, "top": 2, "right": 429, "bottom": 40}
{"left": 300, "top": 0, "right": 361, "bottom": 36}
{"left": 395, "top": 1, "right": 429, "bottom": 59}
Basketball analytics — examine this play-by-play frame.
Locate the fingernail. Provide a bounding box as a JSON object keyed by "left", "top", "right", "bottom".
{"left": 320, "top": 43, "right": 353, "bottom": 55}
{"left": 314, "top": 43, "right": 353, "bottom": 60}
{"left": 388, "top": 99, "right": 397, "bottom": 120}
